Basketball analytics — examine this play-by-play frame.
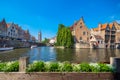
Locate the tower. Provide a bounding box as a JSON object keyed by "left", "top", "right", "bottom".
{"left": 38, "top": 31, "right": 42, "bottom": 43}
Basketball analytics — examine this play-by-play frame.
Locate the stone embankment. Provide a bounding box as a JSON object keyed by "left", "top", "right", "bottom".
{"left": 0, "top": 39, "right": 31, "bottom": 48}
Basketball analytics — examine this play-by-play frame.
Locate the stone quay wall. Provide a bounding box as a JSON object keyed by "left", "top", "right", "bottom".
{"left": 0, "top": 39, "right": 31, "bottom": 48}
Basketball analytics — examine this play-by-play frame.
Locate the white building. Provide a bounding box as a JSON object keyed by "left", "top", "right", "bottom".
{"left": 49, "top": 37, "right": 56, "bottom": 45}
{"left": 7, "top": 23, "right": 18, "bottom": 38}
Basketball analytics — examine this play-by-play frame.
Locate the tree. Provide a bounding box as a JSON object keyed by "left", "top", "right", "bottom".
{"left": 56, "top": 24, "right": 74, "bottom": 48}
{"left": 42, "top": 38, "right": 49, "bottom": 44}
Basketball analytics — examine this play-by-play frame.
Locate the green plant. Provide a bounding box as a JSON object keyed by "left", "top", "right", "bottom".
{"left": 72, "top": 64, "right": 80, "bottom": 72}
{"left": 26, "top": 61, "right": 45, "bottom": 72}
{"left": 3, "top": 61, "right": 19, "bottom": 72}
{"left": 46, "top": 62, "right": 60, "bottom": 72}
{"left": 79, "top": 63, "right": 91, "bottom": 72}
{"left": 61, "top": 62, "right": 73, "bottom": 72}
{"left": 0, "top": 62, "right": 6, "bottom": 72}
{"left": 98, "top": 63, "right": 113, "bottom": 72}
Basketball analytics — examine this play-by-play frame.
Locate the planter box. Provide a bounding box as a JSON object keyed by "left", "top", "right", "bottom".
{"left": 0, "top": 72, "right": 114, "bottom": 80}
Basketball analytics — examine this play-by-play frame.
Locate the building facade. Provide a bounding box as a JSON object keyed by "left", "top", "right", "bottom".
{"left": 92, "top": 22, "right": 120, "bottom": 48}
{"left": 70, "top": 17, "right": 90, "bottom": 43}
{"left": 0, "top": 19, "right": 7, "bottom": 37}
{"left": 7, "top": 23, "right": 18, "bottom": 38}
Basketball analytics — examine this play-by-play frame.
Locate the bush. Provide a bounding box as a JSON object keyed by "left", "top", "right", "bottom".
{"left": 79, "top": 63, "right": 91, "bottom": 72}
{"left": 26, "top": 61, "right": 45, "bottom": 72}
{"left": 61, "top": 62, "right": 73, "bottom": 72}
{"left": 45, "top": 62, "right": 60, "bottom": 72}
{"left": 98, "top": 63, "right": 113, "bottom": 72}
{"left": 3, "top": 61, "right": 19, "bottom": 72}
{"left": 72, "top": 64, "right": 80, "bottom": 72}
{"left": 0, "top": 61, "right": 113, "bottom": 72}
{"left": 0, "top": 62, "right": 6, "bottom": 72}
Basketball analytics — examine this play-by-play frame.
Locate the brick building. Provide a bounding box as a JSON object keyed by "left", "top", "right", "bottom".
{"left": 70, "top": 17, "right": 90, "bottom": 43}
{"left": 0, "top": 19, "right": 7, "bottom": 37}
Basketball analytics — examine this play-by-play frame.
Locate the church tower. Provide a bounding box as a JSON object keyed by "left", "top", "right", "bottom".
{"left": 38, "top": 31, "right": 42, "bottom": 43}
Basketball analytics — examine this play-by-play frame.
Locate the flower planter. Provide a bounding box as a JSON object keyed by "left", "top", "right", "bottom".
{"left": 0, "top": 72, "right": 114, "bottom": 80}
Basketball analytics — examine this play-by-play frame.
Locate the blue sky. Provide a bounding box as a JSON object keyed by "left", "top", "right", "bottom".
{"left": 0, "top": 0, "right": 120, "bottom": 40}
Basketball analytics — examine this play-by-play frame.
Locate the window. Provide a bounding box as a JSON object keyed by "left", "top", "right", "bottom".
{"left": 80, "top": 37, "right": 82, "bottom": 40}
{"left": 83, "top": 31, "right": 86, "bottom": 35}
{"left": 101, "top": 41, "right": 103, "bottom": 44}
{"left": 80, "top": 26, "right": 82, "bottom": 28}
{"left": 98, "top": 41, "right": 100, "bottom": 44}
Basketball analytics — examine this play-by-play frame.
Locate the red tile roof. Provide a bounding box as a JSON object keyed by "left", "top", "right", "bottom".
{"left": 93, "top": 23, "right": 114, "bottom": 31}
{"left": 7, "top": 23, "right": 11, "bottom": 28}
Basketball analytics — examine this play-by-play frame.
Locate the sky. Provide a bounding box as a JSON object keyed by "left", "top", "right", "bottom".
{"left": 0, "top": 0, "right": 120, "bottom": 40}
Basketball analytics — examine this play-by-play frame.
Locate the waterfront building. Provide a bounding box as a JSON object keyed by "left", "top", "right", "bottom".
{"left": 92, "top": 22, "right": 120, "bottom": 48}
{"left": 15, "top": 24, "right": 24, "bottom": 40}
{"left": 70, "top": 17, "right": 90, "bottom": 48}
{"left": 49, "top": 37, "right": 56, "bottom": 45}
{"left": 89, "top": 34, "right": 104, "bottom": 48}
{"left": 7, "top": 23, "right": 18, "bottom": 39}
{"left": 0, "top": 19, "right": 7, "bottom": 38}
{"left": 24, "top": 30, "right": 31, "bottom": 41}
{"left": 70, "top": 17, "right": 90, "bottom": 43}
{"left": 38, "top": 31, "right": 42, "bottom": 43}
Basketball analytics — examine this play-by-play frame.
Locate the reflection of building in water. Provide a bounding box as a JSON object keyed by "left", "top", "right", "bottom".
{"left": 74, "top": 49, "right": 90, "bottom": 63}
{"left": 88, "top": 49, "right": 116, "bottom": 63}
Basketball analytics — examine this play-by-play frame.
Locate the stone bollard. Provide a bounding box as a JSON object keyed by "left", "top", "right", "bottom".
{"left": 110, "top": 57, "right": 120, "bottom": 73}
{"left": 19, "top": 57, "right": 29, "bottom": 72}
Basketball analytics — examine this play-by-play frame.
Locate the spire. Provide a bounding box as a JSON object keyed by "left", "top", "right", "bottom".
{"left": 1, "top": 18, "right": 6, "bottom": 24}
{"left": 80, "top": 16, "right": 84, "bottom": 23}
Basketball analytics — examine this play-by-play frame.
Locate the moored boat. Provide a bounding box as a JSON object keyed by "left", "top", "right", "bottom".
{"left": 31, "top": 45, "right": 37, "bottom": 49}
{"left": 0, "top": 47, "right": 14, "bottom": 51}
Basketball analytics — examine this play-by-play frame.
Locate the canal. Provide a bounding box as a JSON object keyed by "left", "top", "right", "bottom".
{"left": 0, "top": 47, "right": 120, "bottom": 63}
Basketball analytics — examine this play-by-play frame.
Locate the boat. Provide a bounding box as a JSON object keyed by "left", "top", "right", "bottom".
{"left": 31, "top": 45, "right": 37, "bottom": 49}
{"left": 0, "top": 47, "right": 14, "bottom": 51}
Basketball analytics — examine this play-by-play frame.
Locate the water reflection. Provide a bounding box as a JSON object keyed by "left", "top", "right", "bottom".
{"left": 0, "top": 47, "right": 120, "bottom": 63}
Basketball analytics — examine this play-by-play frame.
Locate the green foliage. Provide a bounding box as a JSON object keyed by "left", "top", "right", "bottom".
{"left": 61, "top": 62, "right": 73, "bottom": 72}
{"left": 45, "top": 62, "right": 60, "bottom": 72}
{"left": 72, "top": 64, "right": 80, "bottom": 72}
{"left": 56, "top": 24, "right": 74, "bottom": 48}
{"left": 26, "top": 61, "right": 45, "bottom": 72}
{"left": 0, "top": 62, "right": 6, "bottom": 72}
{"left": 79, "top": 63, "right": 91, "bottom": 72}
{"left": 42, "top": 38, "right": 49, "bottom": 44}
{"left": 0, "top": 61, "right": 113, "bottom": 72}
{"left": 3, "top": 61, "right": 19, "bottom": 72}
{"left": 98, "top": 63, "right": 113, "bottom": 72}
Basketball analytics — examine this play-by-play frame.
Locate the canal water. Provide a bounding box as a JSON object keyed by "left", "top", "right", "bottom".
{"left": 0, "top": 47, "right": 120, "bottom": 63}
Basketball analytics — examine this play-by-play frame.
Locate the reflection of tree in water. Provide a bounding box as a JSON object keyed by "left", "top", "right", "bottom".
{"left": 55, "top": 48, "right": 75, "bottom": 63}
